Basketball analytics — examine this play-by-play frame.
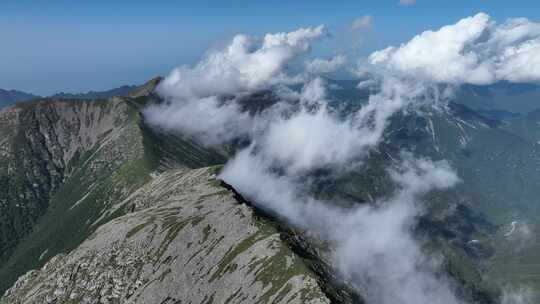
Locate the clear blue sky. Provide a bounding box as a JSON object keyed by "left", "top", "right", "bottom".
{"left": 1, "top": 0, "right": 539, "bottom": 95}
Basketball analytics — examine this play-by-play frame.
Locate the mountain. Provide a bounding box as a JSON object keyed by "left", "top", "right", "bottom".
{"left": 457, "top": 82, "right": 540, "bottom": 114}
{"left": 0, "top": 89, "right": 38, "bottom": 109}
{"left": 0, "top": 80, "right": 355, "bottom": 304}
{"left": 321, "top": 91, "right": 540, "bottom": 300}
{"left": 384, "top": 102, "right": 540, "bottom": 299}
{"left": 2, "top": 79, "right": 540, "bottom": 303}
{"left": 50, "top": 85, "right": 137, "bottom": 100}
{"left": 2, "top": 168, "right": 339, "bottom": 304}
{"left": 0, "top": 81, "right": 158, "bottom": 111}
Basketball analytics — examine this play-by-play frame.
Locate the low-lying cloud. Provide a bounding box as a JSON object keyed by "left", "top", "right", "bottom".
{"left": 145, "top": 14, "right": 540, "bottom": 303}
{"left": 217, "top": 79, "right": 462, "bottom": 303}
{"left": 147, "top": 25, "right": 462, "bottom": 304}
{"left": 144, "top": 26, "right": 325, "bottom": 146}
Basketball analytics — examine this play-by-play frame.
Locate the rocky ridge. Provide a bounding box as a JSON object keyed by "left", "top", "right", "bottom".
{"left": 0, "top": 82, "right": 353, "bottom": 303}
{"left": 2, "top": 167, "right": 335, "bottom": 304}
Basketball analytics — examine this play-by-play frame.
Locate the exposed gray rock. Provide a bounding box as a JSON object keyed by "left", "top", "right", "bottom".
{"left": 2, "top": 167, "right": 331, "bottom": 304}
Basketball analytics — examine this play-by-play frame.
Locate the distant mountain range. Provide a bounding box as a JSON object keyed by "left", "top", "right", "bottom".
{"left": 49, "top": 85, "right": 137, "bottom": 100}
{"left": 457, "top": 81, "right": 540, "bottom": 114}
{"left": 0, "top": 84, "right": 140, "bottom": 110}
{"left": 0, "top": 89, "right": 37, "bottom": 109}
{"left": 2, "top": 80, "right": 540, "bottom": 116}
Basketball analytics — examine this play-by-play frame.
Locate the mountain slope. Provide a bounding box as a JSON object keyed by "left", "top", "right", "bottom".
{"left": 3, "top": 80, "right": 540, "bottom": 302}
{"left": 456, "top": 82, "right": 540, "bottom": 114}
{"left": 0, "top": 95, "right": 157, "bottom": 293}
{"left": 0, "top": 83, "right": 348, "bottom": 303}
{"left": 326, "top": 101, "right": 540, "bottom": 300}
{"left": 0, "top": 80, "right": 227, "bottom": 293}
{"left": 2, "top": 167, "right": 333, "bottom": 304}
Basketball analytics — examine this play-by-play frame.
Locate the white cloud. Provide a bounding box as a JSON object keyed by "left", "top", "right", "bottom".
{"left": 146, "top": 21, "right": 475, "bottom": 304}
{"left": 143, "top": 96, "right": 254, "bottom": 146}
{"left": 221, "top": 147, "right": 461, "bottom": 304}
{"left": 149, "top": 58, "right": 463, "bottom": 302}
{"left": 157, "top": 25, "right": 325, "bottom": 100}
{"left": 299, "top": 77, "right": 327, "bottom": 103}
{"left": 215, "top": 76, "right": 459, "bottom": 303}
{"left": 368, "top": 13, "right": 540, "bottom": 84}
{"left": 352, "top": 15, "right": 374, "bottom": 31}
{"left": 305, "top": 55, "right": 347, "bottom": 74}
{"left": 144, "top": 26, "right": 325, "bottom": 146}
{"left": 254, "top": 77, "right": 445, "bottom": 175}
{"left": 399, "top": 0, "right": 416, "bottom": 6}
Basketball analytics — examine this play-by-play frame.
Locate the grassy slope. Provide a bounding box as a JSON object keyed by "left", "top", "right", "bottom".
{"left": 0, "top": 96, "right": 226, "bottom": 294}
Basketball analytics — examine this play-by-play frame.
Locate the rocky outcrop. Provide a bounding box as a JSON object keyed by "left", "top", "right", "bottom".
{"left": 2, "top": 167, "right": 332, "bottom": 304}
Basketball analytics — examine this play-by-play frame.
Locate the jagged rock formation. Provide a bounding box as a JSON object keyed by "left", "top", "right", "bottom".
{"left": 1, "top": 167, "right": 333, "bottom": 304}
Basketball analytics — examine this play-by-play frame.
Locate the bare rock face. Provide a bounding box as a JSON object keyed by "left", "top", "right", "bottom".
{"left": 2, "top": 167, "right": 331, "bottom": 304}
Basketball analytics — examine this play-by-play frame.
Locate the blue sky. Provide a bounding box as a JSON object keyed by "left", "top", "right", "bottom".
{"left": 1, "top": 0, "right": 539, "bottom": 95}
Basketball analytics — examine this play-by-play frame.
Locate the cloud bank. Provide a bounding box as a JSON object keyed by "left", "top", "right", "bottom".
{"left": 144, "top": 26, "right": 325, "bottom": 146}
{"left": 148, "top": 44, "right": 461, "bottom": 302}
{"left": 145, "top": 14, "right": 540, "bottom": 303}
{"left": 157, "top": 25, "right": 325, "bottom": 100}
{"left": 218, "top": 79, "right": 461, "bottom": 304}
{"left": 369, "top": 13, "right": 540, "bottom": 84}
{"left": 146, "top": 23, "right": 462, "bottom": 303}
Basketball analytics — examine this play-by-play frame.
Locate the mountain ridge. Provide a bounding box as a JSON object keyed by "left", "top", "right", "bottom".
{"left": 0, "top": 80, "right": 353, "bottom": 303}
{"left": 2, "top": 79, "right": 540, "bottom": 303}
{"left": 0, "top": 89, "right": 37, "bottom": 109}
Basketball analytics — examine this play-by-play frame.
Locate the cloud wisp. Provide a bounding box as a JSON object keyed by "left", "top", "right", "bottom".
{"left": 305, "top": 55, "right": 347, "bottom": 74}
{"left": 399, "top": 0, "right": 417, "bottom": 6}
{"left": 352, "top": 15, "right": 374, "bottom": 31}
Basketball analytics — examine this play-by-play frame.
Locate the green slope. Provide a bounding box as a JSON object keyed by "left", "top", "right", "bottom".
{"left": 0, "top": 89, "right": 226, "bottom": 294}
